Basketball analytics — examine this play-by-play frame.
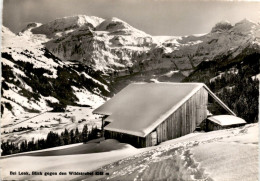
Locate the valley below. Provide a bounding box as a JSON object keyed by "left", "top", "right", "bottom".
{"left": 1, "top": 106, "right": 103, "bottom": 144}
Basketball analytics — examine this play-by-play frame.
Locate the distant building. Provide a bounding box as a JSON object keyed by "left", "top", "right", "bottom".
{"left": 93, "top": 83, "right": 237, "bottom": 148}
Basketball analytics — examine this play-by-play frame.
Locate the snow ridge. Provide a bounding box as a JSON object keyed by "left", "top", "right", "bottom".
{"left": 31, "top": 15, "right": 104, "bottom": 37}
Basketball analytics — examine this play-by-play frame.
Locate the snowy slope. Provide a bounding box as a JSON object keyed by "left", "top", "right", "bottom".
{"left": 1, "top": 124, "right": 257, "bottom": 181}
{"left": 90, "top": 123, "right": 258, "bottom": 181}
{"left": 1, "top": 26, "right": 109, "bottom": 130}
{"left": 0, "top": 139, "right": 148, "bottom": 181}
{"left": 1, "top": 26, "right": 59, "bottom": 119}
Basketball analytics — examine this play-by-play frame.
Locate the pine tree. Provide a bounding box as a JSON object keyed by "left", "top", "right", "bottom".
{"left": 28, "top": 140, "right": 36, "bottom": 151}
{"left": 58, "top": 135, "right": 64, "bottom": 146}
{"left": 82, "top": 124, "right": 88, "bottom": 143}
{"left": 20, "top": 141, "right": 27, "bottom": 152}
{"left": 88, "top": 126, "right": 99, "bottom": 140}
{"left": 63, "top": 128, "right": 71, "bottom": 145}
{"left": 75, "top": 127, "right": 81, "bottom": 143}
{"left": 70, "top": 130, "right": 75, "bottom": 144}
{"left": 37, "top": 139, "right": 45, "bottom": 150}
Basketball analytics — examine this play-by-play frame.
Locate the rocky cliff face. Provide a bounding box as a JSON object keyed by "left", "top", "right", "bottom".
{"left": 42, "top": 17, "right": 155, "bottom": 73}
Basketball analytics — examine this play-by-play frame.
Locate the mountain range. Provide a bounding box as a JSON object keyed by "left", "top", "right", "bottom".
{"left": 1, "top": 15, "right": 260, "bottom": 121}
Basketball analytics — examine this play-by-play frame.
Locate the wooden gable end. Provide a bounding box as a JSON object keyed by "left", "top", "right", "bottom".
{"left": 145, "top": 87, "right": 208, "bottom": 147}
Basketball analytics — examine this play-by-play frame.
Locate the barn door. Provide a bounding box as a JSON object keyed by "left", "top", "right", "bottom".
{"left": 151, "top": 131, "right": 157, "bottom": 146}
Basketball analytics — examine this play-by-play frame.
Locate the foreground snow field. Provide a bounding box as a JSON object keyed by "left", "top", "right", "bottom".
{"left": 0, "top": 124, "right": 258, "bottom": 181}
{"left": 86, "top": 123, "right": 258, "bottom": 181}
{"left": 0, "top": 139, "right": 150, "bottom": 181}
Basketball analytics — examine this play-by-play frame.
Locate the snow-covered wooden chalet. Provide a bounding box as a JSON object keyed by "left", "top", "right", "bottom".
{"left": 93, "top": 83, "right": 236, "bottom": 148}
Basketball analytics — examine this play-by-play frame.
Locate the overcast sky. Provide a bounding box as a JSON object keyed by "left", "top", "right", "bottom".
{"left": 2, "top": 0, "right": 260, "bottom": 36}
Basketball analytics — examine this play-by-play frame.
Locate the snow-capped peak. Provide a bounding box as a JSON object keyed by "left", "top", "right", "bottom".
{"left": 232, "top": 18, "right": 257, "bottom": 35}
{"left": 97, "top": 17, "right": 130, "bottom": 31}
{"left": 235, "top": 18, "right": 256, "bottom": 26}
{"left": 20, "top": 22, "right": 42, "bottom": 33}
{"left": 211, "top": 20, "right": 233, "bottom": 33}
{"left": 96, "top": 17, "right": 149, "bottom": 37}
{"left": 76, "top": 15, "right": 105, "bottom": 27}
{"left": 30, "top": 15, "right": 104, "bottom": 37}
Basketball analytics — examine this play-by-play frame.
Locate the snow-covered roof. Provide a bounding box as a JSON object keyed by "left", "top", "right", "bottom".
{"left": 93, "top": 82, "right": 235, "bottom": 137}
{"left": 207, "top": 115, "right": 246, "bottom": 126}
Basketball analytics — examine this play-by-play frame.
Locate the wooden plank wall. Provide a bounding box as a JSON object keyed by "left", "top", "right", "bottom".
{"left": 145, "top": 133, "right": 153, "bottom": 147}
{"left": 146, "top": 87, "right": 208, "bottom": 147}
{"left": 207, "top": 122, "right": 246, "bottom": 131}
{"left": 104, "top": 130, "right": 146, "bottom": 148}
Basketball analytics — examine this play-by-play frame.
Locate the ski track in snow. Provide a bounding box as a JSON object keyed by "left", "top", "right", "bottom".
{"left": 80, "top": 124, "right": 257, "bottom": 181}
